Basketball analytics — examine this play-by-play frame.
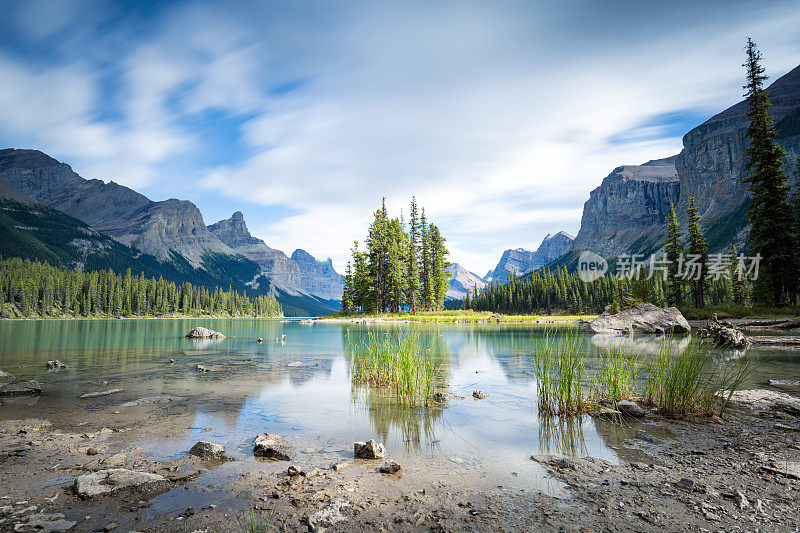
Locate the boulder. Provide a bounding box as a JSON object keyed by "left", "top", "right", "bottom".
{"left": 616, "top": 400, "right": 646, "bottom": 418}
{"left": 185, "top": 327, "right": 225, "bottom": 339}
{"left": 253, "top": 433, "right": 295, "bottom": 460}
{"left": 0, "top": 369, "right": 15, "bottom": 383}
{"left": 46, "top": 360, "right": 68, "bottom": 371}
{"left": 729, "top": 389, "right": 800, "bottom": 416}
{"left": 73, "top": 468, "right": 164, "bottom": 497}
{"left": 699, "top": 315, "right": 750, "bottom": 348}
{"left": 189, "top": 441, "right": 226, "bottom": 461}
{"left": 581, "top": 302, "right": 690, "bottom": 334}
{"left": 0, "top": 380, "right": 41, "bottom": 396}
{"left": 354, "top": 439, "right": 386, "bottom": 459}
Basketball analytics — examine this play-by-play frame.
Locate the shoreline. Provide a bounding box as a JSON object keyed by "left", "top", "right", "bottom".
{"left": 0, "top": 390, "right": 797, "bottom": 531}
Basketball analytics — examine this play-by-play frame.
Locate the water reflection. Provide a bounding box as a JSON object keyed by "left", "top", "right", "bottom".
{"left": 0, "top": 319, "right": 797, "bottom": 488}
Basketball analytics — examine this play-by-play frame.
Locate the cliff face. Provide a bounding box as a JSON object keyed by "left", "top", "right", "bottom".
{"left": 446, "top": 263, "right": 487, "bottom": 299}
{"left": 208, "top": 212, "right": 304, "bottom": 293}
{"left": 0, "top": 149, "right": 233, "bottom": 268}
{"left": 568, "top": 157, "right": 680, "bottom": 257}
{"left": 290, "top": 249, "right": 344, "bottom": 301}
{"left": 675, "top": 64, "right": 800, "bottom": 236}
{"left": 568, "top": 64, "right": 800, "bottom": 261}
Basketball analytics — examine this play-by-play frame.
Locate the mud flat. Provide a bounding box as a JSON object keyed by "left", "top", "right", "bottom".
{"left": 1, "top": 392, "right": 798, "bottom": 532}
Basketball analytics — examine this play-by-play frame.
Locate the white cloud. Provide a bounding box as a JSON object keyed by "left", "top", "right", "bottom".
{"left": 1, "top": 1, "right": 800, "bottom": 275}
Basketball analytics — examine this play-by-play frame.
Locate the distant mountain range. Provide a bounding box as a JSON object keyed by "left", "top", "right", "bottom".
{"left": 447, "top": 231, "right": 573, "bottom": 298}
{"left": 0, "top": 148, "right": 342, "bottom": 316}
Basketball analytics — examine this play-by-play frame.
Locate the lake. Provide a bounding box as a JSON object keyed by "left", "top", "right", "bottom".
{"left": 1, "top": 318, "right": 798, "bottom": 501}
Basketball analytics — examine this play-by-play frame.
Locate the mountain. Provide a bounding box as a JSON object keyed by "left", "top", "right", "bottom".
{"left": 209, "top": 212, "right": 344, "bottom": 301}
{"left": 290, "top": 249, "right": 344, "bottom": 301}
{"left": 209, "top": 211, "right": 303, "bottom": 292}
{"left": 0, "top": 148, "right": 340, "bottom": 315}
{"left": 565, "top": 63, "right": 800, "bottom": 263}
{"left": 486, "top": 231, "right": 574, "bottom": 283}
{"left": 446, "top": 263, "right": 487, "bottom": 299}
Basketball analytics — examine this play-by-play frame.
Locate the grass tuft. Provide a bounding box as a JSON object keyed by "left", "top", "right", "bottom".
{"left": 532, "top": 330, "right": 587, "bottom": 416}
{"left": 347, "top": 331, "right": 440, "bottom": 405}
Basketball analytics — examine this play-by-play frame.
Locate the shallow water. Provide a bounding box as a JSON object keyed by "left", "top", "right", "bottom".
{"left": 1, "top": 319, "right": 798, "bottom": 498}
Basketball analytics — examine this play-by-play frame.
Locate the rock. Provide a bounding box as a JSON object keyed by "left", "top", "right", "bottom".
{"left": 592, "top": 406, "right": 622, "bottom": 419}
{"left": 768, "top": 379, "right": 800, "bottom": 387}
{"left": 256, "top": 337, "right": 263, "bottom": 343}
{"left": 0, "top": 380, "right": 41, "bottom": 396}
{"left": 287, "top": 465, "right": 304, "bottom": 477}
{"left": 675, "top": 478, "right": 695, "bottom": 491}
{"left": 80, "top": 389, "right": 124, "bottom": 399}
{"left": 616, "top": 400, "right": 646, "bottom": 418}
{"left": 0, "top": 368, "right": 15, "bottom": 383}
{"left": 86, "top": 447, "right": 99, "bottom": 456}
{"left": 699, "top": 315, "right": 750, "bottom": 348}
{"left": 120, "top": 395, "right": 184, "bottom": 407}
{"left": 472, "top": 390, "right": 488, "bottom": 399}
{"left": 761, "top": 460, "right": 800, "bottom": 479}
{"left": 307, "top": 499, "right": 349, "bottom": 532}
{"left": 45, "top": 360, "right": 68, "bottom": 371}
{"left": 189, "top": 441, "right": 226, "bottom": 461}
{"left": 103, "top": 522, "right": 118, "bottom": 531}
{"left": 23, "top": 513, "right": 77, "bottom": 532}
{"left": 733, "top": 489, "right": 749, "bottom": 510}
{"left": 332, "top": 462, "right": 349, "bottom": 472}
{"left": 73, "top": 468, "right": 164, "bottom": 497}
{"left": 379, "top": 461, "right": 402, "bottom": 474}
{"left": 196, "top": 364, "right": 211, "bottom": 373}
{"left": 354, "top": 439, "right": 386, "bottom": 459}
{"left": 581, "top": 302, "right": 690, "bottom": 334}
{"left": 729, "top": 389, "right": 800, "bottom": 416}
{"left": 185, "top": 327, "right": 225, "bottom": 339}
{"left": 253, "top": 433, "right": 295, "bottom": 460}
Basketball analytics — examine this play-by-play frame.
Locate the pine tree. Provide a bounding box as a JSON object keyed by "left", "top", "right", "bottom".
{"left": 742, "top": 38, "right": 795, "bottom": 305}
{"left": 428, "top": 224, "right": 450, "bottom": 310}
{"left": 420, "top": 208, "right": 432, "bottom": 310}
{"left": 686, "top": 197, "right": 708, "bottom": 308}
{"left": 406, "top": 196, "right": 421, "bottom": 312}
{"left": 792, "top": 156, "right": 800, "bottom": 304}
{"left": 664, "top": 203, "right": 685, "bottom": 306}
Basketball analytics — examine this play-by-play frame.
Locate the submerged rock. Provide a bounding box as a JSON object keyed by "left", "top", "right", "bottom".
{"left": 354, "top": 439, "right": 386, "bottom": 459}
{"left": 616, "top": 400, "right": 646, "bottom": 418}
{"left": 185, "top": 327, "right": 225, "bottom": 339}
{"left": 45, "top": 360, "right": 68, "bottom": 371}
{"left": 0, "top": 368, "right": 16, "bottom": 383}
{"left": 253, "top": 433, "right": 295, "bottom": 460}
{"left": 189, "top": 441, "right": 226, "bottom": 461}
{"left": 699, "top": 315, "right": 750, "bottom": 348}
{"left": 73, "top": 468, "right": 164, "bottom": 497}
{"left": 472, "top": 390, "right": 489, "bottom": 399}
{"left": 768, "top": 379, "right": 800, "bottom": 387}
{"left": 581, "top": 302, "right": 690, "bottom": 334}
{"left": 80, "top": 389, "right": 124, "bottom": 399}
{"left": 0, "top": 380, "right": 41, "bottom": 396}
{"left": 196, "top": 364, "right": 211, "bottom": 373}
{"left": 120, "top": 395, "right": 184, "bottom": 407}
{"left": 22, "top": 513, "right": 77, "bottom": 532}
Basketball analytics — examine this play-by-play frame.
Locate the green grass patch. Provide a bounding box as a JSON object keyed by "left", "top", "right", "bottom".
{"left": 347, "top": 331, "right": 440, "bottom": 405}
{"left": 532, "top": 330, "right": 587, "bottom": 416}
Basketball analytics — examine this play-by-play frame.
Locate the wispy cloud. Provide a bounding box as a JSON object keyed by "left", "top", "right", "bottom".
{"left": 0, "top": 0, "right": 799, "bottom": 274}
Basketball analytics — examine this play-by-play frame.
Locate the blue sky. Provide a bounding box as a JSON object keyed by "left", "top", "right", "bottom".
{"left": 1, "top": 0, "right": 799, "bottom": 274}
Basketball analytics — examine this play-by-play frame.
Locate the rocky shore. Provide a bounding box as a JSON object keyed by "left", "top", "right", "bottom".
{"left": 0, "top": 389, "right": 798, "bottom": 532}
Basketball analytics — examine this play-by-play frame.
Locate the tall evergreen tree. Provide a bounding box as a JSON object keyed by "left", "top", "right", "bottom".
{"left": 742, "top": 38, "right": 795, "bottom": 305}
{"left": 792, "top": 156, "right": 800, "bottom": 304}
{"left": 428, "top": 223, "right": 451, "bottom": 310}
{"left": 406, "top": 197, "right": 421, "bottom": 312}
{"left": 664, "top": 203, "right": 685, "bottom": 306}
{"left": 420, "top": 208, "right": 432, "bottom": 310}
{"left": 686, "top": 197, "right": 708, "bottom": 307}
